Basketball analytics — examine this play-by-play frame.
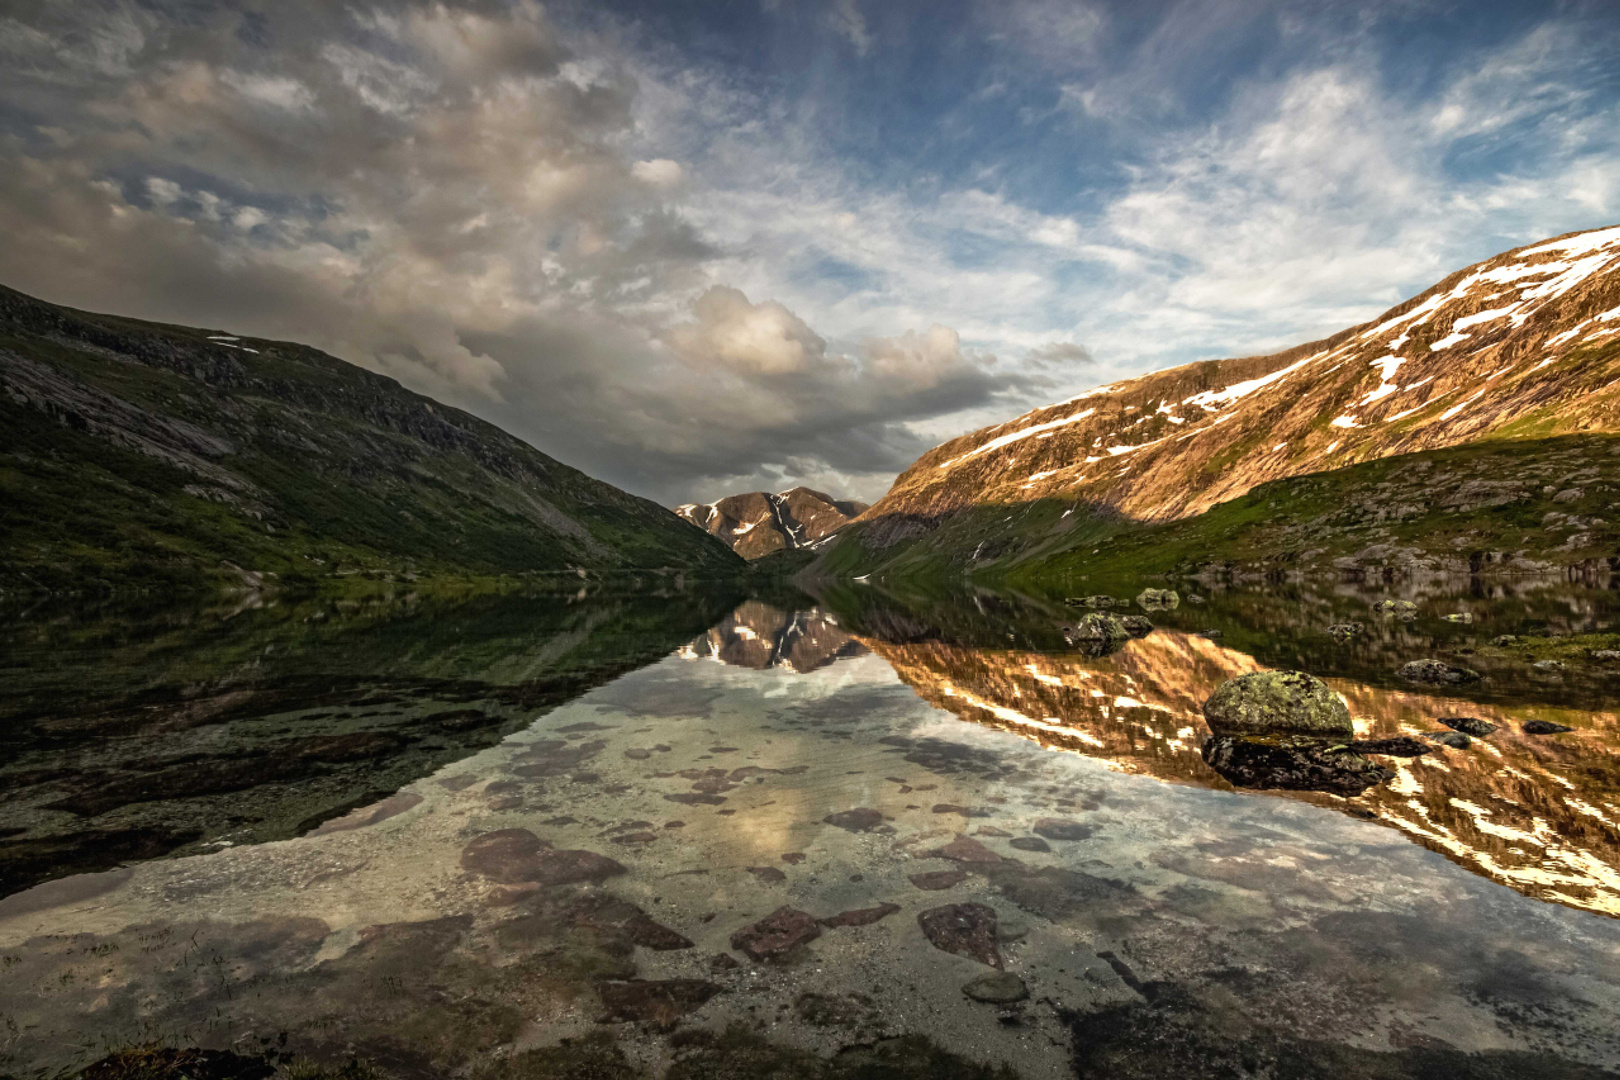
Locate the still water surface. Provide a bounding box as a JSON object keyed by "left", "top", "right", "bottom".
{"left": 2, "top": 581, "right": 1619, "bottom": 1077}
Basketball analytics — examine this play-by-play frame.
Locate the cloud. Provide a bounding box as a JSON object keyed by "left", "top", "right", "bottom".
{"left": 1027, "top": 342, "right": 1092, "bottom": 366}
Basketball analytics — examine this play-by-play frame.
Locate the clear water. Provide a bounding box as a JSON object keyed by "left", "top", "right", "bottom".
{"left": 2, "top": 582, "right": 1619, "bottom": 1078}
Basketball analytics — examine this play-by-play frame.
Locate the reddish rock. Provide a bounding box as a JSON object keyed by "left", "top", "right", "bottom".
{"left": 531, "top": 848, "right": 627, "bottom": 886}
{"left": 781, "top": 852, "right": 807, "bottom": 864}
{"left": 820, "top": 903, "right": 901, "bottom": 928}
{"left": 1032, "top": 818, "right": 1094, "bottom": 842}
{"left": 459, "top": 829, "right": 551, "bottom": 883}
{"left": 918, "top": 903, "right": 1002, "bottom": 968}
{"left": 926, "top": 834, "right": 1003, "bottom": 864}
{"left": 730, "top": 906, "right": 822, "bottom": 961}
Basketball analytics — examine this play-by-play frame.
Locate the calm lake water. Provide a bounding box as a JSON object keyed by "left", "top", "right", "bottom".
{"left": 2, "top": 579, "right": 1619, "bottom": 1078}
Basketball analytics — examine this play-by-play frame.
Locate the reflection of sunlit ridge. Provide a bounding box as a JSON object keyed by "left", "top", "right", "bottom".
{"left": 680, "top": 602, "right": 868, "bottom": 674}
{"left": 861, "top": 631, "right": 1620, "bottom": 917}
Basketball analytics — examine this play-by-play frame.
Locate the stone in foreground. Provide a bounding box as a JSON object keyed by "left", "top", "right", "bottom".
{"left": 598, "top": 978, "right": 721, "bottom": 1028}
{"left": 1202, "top": 671, "right": 1353, "bottom": 738}
{"left": 918, "top": 903, "right": 1002, "bottom": 968}
{"left": 730, "top": 906, "right": 822, "bottom": 961}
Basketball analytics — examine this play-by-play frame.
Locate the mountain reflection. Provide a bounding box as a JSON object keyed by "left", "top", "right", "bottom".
{"left": 853, "top": 629, "right": 1620, "bottom": 917}
{"left": 678, "top": 600, "right": 867, "bottom": 673}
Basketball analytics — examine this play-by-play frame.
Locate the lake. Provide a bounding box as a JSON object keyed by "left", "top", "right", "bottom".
{"left": 2, "top": 579, "right": 1619, "bottom": 1079}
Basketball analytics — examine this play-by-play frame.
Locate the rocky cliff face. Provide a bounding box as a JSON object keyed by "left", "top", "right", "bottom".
{"left": 834, "top": 224, "right": 1620, "bottom": 568}
{"left": 675, "top": 487, "right": 867, "bottom": 559}
{"left": 0, "top": 284, "right": 740, "bottom": 592}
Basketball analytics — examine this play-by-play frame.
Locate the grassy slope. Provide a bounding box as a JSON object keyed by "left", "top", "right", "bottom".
{"left": 810, "top": 436, "right": 1620, "bottom": 592}
{"left": 0, "top": 290, "right": 743, "bottom": 595}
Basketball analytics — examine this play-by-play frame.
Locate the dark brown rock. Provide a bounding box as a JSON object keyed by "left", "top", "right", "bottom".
{"left": 925, "top": 834, "right": 1003, "bottom": 863}
{"left": 747, "top": 866, "right": 787, "bottom": 884}
{"left": 598, "top": 978, "right": 721, "bottom": 1028}
{"left": 459, "top": 829, "right": 552, "bottom": 883}
{"left": 918, "top": 903, "right": 1002, "bottom": 968}
{"left": 1523, "top": 720, "right": 1574, "bottom": 735}
{"left": 730, "top": 906, "right": 822, "bottom": 961}
{"left": 819, "top": 902, "right": 901, "bottom": 928}
{"left": 823, "top": 808, "right": 885, "bottom": 832}
{"left": 1008, "top": 837, "right": 1051, "bottom": 853}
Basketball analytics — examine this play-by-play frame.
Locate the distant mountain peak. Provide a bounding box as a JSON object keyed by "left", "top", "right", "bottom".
{"left": 675, "top": 487, "right": 869, "bottom": 559}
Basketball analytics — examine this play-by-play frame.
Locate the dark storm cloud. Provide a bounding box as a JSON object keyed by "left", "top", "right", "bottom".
{"left": 0, "top": 0, "right": 1024, "bottom": 503}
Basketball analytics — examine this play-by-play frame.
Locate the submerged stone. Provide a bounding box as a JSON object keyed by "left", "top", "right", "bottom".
{"left": 1032, "top": 818, "right": 1094, "bottom": 842}
{"left": 822, "top": 808, "right": 885, "bottom": 832}
{"left": 1428, "top": 731, "right": 1472, "bottom": 749}
{"left": 730, "top": 906, "right": 822, "bottom": 962}
{"left": 1523, "top": 720, "right": 1574, "bottom": 735}
{"left": 918, "top": 903, "right": 1002, "bottom": 968}
{"left": 598, "top": 978, "right": 721, "bottom": 1028}
{"left": 962, "top": 972, "right": 1029, "bottom": 1004}
{"left": 909, "top": 870, "right": 968, "bottom": 891}
{"left": 1202, "top": 671, "right": 1353, "bottom": 739}
{"left": 925, "top": 834, "right": 1003, "bottom": 864}
{"left": 1008, "top": 837, "right": 1051, "bottom": 853}
{"left": 820, "top": 902, "right": 901, "bottom": 928}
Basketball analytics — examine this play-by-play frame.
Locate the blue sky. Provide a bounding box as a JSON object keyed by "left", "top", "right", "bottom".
{"left": 1, "top": 0, "right": 1617, "bottom": 502}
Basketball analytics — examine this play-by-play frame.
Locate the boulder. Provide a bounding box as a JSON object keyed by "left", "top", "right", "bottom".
{"left": 1202, "top": 671, "right": 1353, "bottom": 739}
{"left": 1398, "top": 660, "right": 1481, "bottom": 686}
{"left": 1065, "top": 613, "right": 1132, "bottom": 657}
{"left": 1522, "top": 720, "right": 1574, "bottom": 735}
{"left": 1427, "top": 731, "right": 1471, "bottom": 749}
{"left": 1135, "top": 588, "right": 1179, "bottom": 611}
{"left": 1119, "top": 615, "right": 1154, "bottom": 637}
{"left": 1439, "top": 717, "right": 1495, "bottom": 737}
{"left": 1201, "top": 736, "right": 1393, "bottom": 797}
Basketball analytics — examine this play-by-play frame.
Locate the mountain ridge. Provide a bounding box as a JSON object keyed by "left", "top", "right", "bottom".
{"left": 0, "top": 283, "right": 742, "bottom": 594}
{"left": 817, "top": 223, "right": 1620, "bottom": 579}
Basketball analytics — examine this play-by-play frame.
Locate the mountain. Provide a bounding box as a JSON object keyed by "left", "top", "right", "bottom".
{"left": 0, "top": 284, "right": 742, "bottom": 594}
{"left": 817, "top": 224, "right": 1620, "bottom": 582}
{"left": 675, "top": 486, "right": 867, "bottom": 559}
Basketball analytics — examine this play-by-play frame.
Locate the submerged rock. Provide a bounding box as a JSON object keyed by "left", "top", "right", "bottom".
{"left": 1119, "top": 615, "right": 1154, "bottom": 637}
{"left": 1032, "top": 818, "right": 1094, "bottom": 842}
{"left": 1135, "top": 588, "right": 1180, "bottom": 611}
{"left": 926, "top": 834, "right": 1003, "bottom": 864}
{"left": 1202, "top": 671, "right": 1353, "bottom": 739}
{"left": 1427, "top": 731, "right": 1472, "bottom": 749}
{"left": 1398, "top": 659, "right": 1481, "bottom": 686}
{"left": 822, "top": 808, "right": 885, "bottom": 832}
{"left": 730, "top": 906, "right": 822, "bottom": 962}
{"left": 1065, "top": 614, "right": 1132, "bottom": 656}
{"left": 909, "top": 870, "right": 968, "bottom": 891}
{"left": 598, "top": 978, "right": 721, "bottom": 1028}
{"left": 820, "top": 903, "right": 901, "bottom": 928}
{"left": 918, "top": 903, "right": 1002, "bottom": 968}
{"left": 1439, "top": 717, "right": 1496, "bottom": 737}
{"left": 1008, "top": 837, "right": 1051, "bottom": 853}
{"left": 962, "top": 972, "right": 1029, "bottom": 1004}
{"left": 1201, "top": 736, "right": 1394, "bottom": 797}
{"left": 1522, "top": 720, "right": 1574, "bottom": 735}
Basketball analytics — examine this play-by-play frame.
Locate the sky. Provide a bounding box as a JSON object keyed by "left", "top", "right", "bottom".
{"left": 2, "top": 0, "right": 1618, "bottom": 505}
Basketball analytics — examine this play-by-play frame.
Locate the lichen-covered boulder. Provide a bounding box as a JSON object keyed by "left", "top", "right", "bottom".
{"left": 1202, "top": 671, "right": 1353, "bottom": 738}
{"left": 1119, "top": 615, "right": 1154, "bottom": 637}
{"left": 1064, "top": 613, "right": 1132, "bottom": 657}
{"left": 1136, "top": 588, "right": 1180, "bottom": 611}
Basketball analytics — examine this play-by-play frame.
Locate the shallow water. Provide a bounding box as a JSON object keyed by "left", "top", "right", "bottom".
{"left": 2, "top": 582, "right": 1619, "bottom": 1077}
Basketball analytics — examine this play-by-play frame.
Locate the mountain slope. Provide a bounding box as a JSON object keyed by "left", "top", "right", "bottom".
{"left": 819, "top": 224, "right": 1620, "bottom": 579}
{"left": 675, "top": 486, "right": 867, "bottom": 559}
{"left": 0, "top": 285, "right": 741, "bottom": 593}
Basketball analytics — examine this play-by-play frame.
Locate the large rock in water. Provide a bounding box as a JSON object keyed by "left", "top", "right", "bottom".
{"left": 1202, "top": 671, "right": 1353, "bottom": 738}
{"left": 1398, "top": 659, "right": 1481, "bottom": 686}
{"left": 1065, "top": 614, "right": 1132, "bottom": 657}
{"left": 1202, "top": 736, "right": 1393, "bottom": 797}
{"left": 1136, "top": 588, "right": 1179, "bottom": 611}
